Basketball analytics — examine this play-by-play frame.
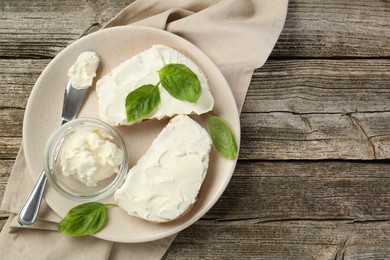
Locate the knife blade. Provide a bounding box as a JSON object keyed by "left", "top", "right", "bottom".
{"left": 17, "top": 80, "right": 90, "bottom": 226}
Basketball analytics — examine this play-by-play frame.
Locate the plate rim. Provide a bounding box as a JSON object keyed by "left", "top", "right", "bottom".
{"left": 23, "top": 25, "right": 240, "bottom": 242}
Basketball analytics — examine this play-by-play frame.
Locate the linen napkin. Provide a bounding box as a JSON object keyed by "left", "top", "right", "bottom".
{"left": 0, "top": 0, "right": 288, "bottom": 259}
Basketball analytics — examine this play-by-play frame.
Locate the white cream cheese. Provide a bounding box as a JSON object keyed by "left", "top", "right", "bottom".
{"left": 60, "top": 128, "right": 123, "bottom": 187}
{"left": 114, "top": 115, "right": 211, "bottom": 222}
{"left": 68, "top": 51, "right": 100, "bottom": 89}
{"left": 96, "top": 45, "right": 214, "bottom": 126}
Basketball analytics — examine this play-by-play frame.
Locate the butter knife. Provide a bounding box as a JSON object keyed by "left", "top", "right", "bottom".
{"left": 17, "top": 80, "right": 88, "bottom": 226}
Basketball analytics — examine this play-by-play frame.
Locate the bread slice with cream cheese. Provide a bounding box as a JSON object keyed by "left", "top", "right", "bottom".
{"left": 114, "top": 115, "right": 211, "bottom": 223}
{"left": 96, "top": 45, "right": 214, "bottom": 126}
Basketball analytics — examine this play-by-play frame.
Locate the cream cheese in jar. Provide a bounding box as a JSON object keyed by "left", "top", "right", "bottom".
{"left": 60, "top": 128, "right": 123, "bottom": 187}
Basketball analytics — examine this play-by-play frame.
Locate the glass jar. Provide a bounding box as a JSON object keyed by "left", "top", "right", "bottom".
{"left": 44, "top": 117, "right": 128, "bottom": 202}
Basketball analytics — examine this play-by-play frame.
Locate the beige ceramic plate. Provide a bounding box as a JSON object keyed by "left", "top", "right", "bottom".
{"left": 23, "top": 26, "right": 240, "bottom": 243}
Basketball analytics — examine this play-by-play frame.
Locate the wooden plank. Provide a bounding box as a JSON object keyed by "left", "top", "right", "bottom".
{"left": 0, "top": 0, "right": 131, "bottom": 58}
{"left": 165, "top": 220, "right": 390, "bottom": 259}
{"left": 241, "top": 59, "right": 390, "bottom": 159}
{"left": 0, "top": 137, "right": 21, "bottom": 159}
{"left": 239, "top": 112, "right": 373, "bottom": 160}
{"left": 0, "top": 0, "right": 389, "bottom": 58}
{"left": 243, "top": 59, "right": 390, "bottom": 114}
{"left": 0, "top": 1, "right": 388, "bottom": 259}
{"left": 1, "top": 161, "right": 390, "bottom": 224}
{"left": 2, "top": 160, "right": 390, "bottom": 258}
{"left": 3, "top": 110, "right": 390, "bottom": 160}
{"left": 1, "top": 160, "right": 390, "bottom": 258}
{"left": 0, "top": 160, "right": 13, "bottom": 179}
{"left": 2, "top": 58, "right": 389, "bottom": 112}
{"left": 2, "top": 58, "right": 390, "bottom": 159}
{"left": 205, "top": 161, "right": 390, "bottom": 222}
{"left": 0, "top": 59, "right": 48, "bottom": 109}
{"left": 272, "top": 0, "right": 390, "bottom": 58}
{"left": 0, "top": 57, "right": 388, "bottom": 156}
{"left": 165, "top": 160, "right": 390, "bottom": 258}
{"left": 0, "top": 109, "right": 24, "bottom": 137}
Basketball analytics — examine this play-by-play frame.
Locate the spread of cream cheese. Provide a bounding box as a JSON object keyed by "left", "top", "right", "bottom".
{"left": 96, "top": 45, "right": 214, "bottom": 126}
{"left": 60, "top": 128, "right": 123, "bottom": 187}
{"left": 114, "top": 115, "right": 211, "bottom": 222}
{"left": 68, "top": 51, "right": 100, "bottom": 89}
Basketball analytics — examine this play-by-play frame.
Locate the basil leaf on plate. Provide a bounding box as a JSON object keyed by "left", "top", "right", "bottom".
{"left": 58, "top": 202, "right": 117, "bottom": 236}
{"left": 125, "top": 84, "right": 160, "bottom": 122}
{"left": 207, "top": 115, "right": 238, "bottom": 160}
{"left": 158, "top": 63, "right": 202, "bottom": 103}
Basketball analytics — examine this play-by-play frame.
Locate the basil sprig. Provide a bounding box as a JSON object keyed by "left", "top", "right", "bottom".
{"left": 58, "top": 202, "right": 117, "bottom": 236}
{"left": 125, "top": 84, "right": 160, "bottom": 122}
{"left": 207, "top": 115, "right": 238, "bottom": 160}
{"left": 158, "top": 64, "right": 201, "bottom": 103}
{"left": 125, "top": 63, "right": 201, "bottom": 122}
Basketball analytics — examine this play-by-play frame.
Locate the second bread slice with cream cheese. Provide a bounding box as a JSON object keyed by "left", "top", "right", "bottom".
{"left": 114, "top": 115, "right": 211, "bottom": 223}
{"left": 96, "top": 44, "right": 214, "bottom": 126}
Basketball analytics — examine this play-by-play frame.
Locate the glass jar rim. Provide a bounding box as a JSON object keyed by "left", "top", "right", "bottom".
{"left": 43, "top": 117, "right": 128, "bottom": 202}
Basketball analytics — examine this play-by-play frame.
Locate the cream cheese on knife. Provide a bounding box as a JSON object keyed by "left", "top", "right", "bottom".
{"left": 96, "top": 45, "right": 214, "bottom": 126}
{"left": 68, "top": 51, "right": 100, "bottom": 89}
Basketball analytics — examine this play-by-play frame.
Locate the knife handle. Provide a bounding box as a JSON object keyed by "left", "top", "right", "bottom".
{"left": 17, "top": 170, "right": 47, "bottom": 226}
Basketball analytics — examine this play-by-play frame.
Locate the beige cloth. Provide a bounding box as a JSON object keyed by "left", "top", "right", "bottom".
{"left": 0, "top": 0, "right": 288, "bottom": 259}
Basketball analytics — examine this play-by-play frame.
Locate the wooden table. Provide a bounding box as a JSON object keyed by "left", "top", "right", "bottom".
{"left": 1, "top": 1, "right": 390, "bottom": 259}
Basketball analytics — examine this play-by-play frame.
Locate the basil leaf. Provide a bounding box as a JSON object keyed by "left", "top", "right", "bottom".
{"left": 125, "top": 84, "right": 160, "bottom": 122}
{"left": 58, "top": 202, "right": 116, "bottom": 236}
{"left": 207, "top": 115, "right": 238, "bottom": 160}
{"left": 158, "top": 63, "right": 201, "bottom": 103}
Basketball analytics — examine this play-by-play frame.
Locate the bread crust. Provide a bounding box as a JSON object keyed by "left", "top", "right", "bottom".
{"left": 131, "top": 201, "right": 196, "bottom": 223}
{"left": 97, "top": 44, "right": 213, "bottom": 127}
{"left": 125, "top": 144, "right": 210, "bottom": 223}
{"left": 115, "top": 115, "right": 212, "bottom": 223}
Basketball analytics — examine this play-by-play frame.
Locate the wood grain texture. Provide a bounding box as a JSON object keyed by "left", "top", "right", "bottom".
{"left": 1, "top": 160, "right": 390, "bottom": 258}
{"left": 166, "top": 161, "right": 390, "bottom": 259}
{"left": 205, "top": 161, "right": 390, "bottom": 222}
{"left": 241, "top": 59, "right": 390, "bottom": 159}
{"left": 2, "top": 161, "right": 390, "bottom": 223}
{"left": 3, "top": 111, "right": 390, "bottom": 160}
{"left": 239, "top": 112, "right": 390, "bottom": 160}
{"left": 0, "top": 138, "right": 21, "bottom": 159}
{"left": 244, "top": 59, "right": 390, "bottom": 114}
{"left": 0, "top": 109, "right": 24, "bottom": 136}
{"left": 0, "top": 0, "right": 131, "bottom": 58}
{"left": 1, "top": 0, "right": 390, "bottom": 258}
{"left": 273, "top": 0, "right": 390, "bottom": 58}
{"left": 2, "top": 59, "right": 390, "bottom": 159}
{"left": 0, "top": 0, "right": 389, "bottom": 58}
{"left": 166, "top": 220, "right": 390, "bottom": 260}
{"left": 0, "top": 59, "right": 48, "bottom": 109}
